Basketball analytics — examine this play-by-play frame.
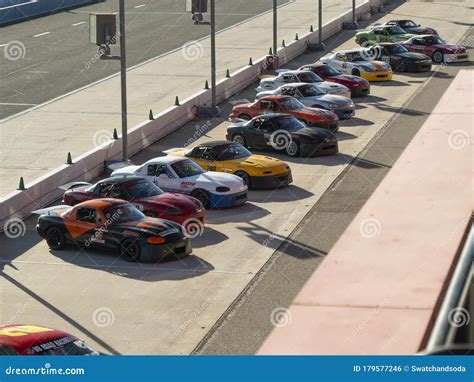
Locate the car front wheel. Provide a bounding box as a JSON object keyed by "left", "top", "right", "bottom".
{"left": 191, "top": 189, "right": 210, "bottom": 208}
{"left": 234, "top": 171, "right": 251, "bottom": 187}
{"left": 120, "top": 239, "right": 141, "bottom": 262}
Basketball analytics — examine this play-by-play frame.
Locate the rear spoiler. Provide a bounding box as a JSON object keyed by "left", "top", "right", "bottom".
{"left": 163, "top": 148, "right": 183, "bottom": 154}
{"left": 58, "top": 181, "right": 91, "bottom": 191}
{"left": 32, "top": 205, "right": 70, "bottom": 216}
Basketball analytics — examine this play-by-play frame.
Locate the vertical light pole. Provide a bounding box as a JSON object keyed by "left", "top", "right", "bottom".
{"left": 119, "top": 0, "right": 128, "bottom": 161}
{"left": 352, "top": 0, "right": 356, "bottom": 25}
{"left": 318, "top": 0, "right": 322, "bottom": 45}
{"left": 210, "top": 0, "right": 216, "bottom": 110}
{"left": 272, "top": 0, "right": 277, "bottom": 59}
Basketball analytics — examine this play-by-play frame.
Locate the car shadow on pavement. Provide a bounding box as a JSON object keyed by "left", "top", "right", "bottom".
{"left": 47, "top": 246, "right": 215, "bottom": 282}
{"left": 373, "top": 80, "right": 410, "bottom": 87}
{"left": 248, "top": 185, "right": 313, "bottom": 203}
{"left": 237, "top": 222, "right": 326, "bottom": 259}
{"left": 336, "top": 131, "right": 358, "bottom": 141}
{"left": 341, "top": 117, "right": 374, "bottom": 127}
{"left": 204, "top": 203, "right": 270, "bottom": 225}
{"left": 191, "top": 227, "right": 229, "bottom": 249}
{"left": 371, "top": 102, "right": 428, "bottom": 116}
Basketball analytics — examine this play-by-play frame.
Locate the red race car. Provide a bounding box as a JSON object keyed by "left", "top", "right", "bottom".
{"left": 229, "top": 96, "right": 339, "bottom": 132}
{"left": 61, "top": 176, "right": 205, "bottom": 226}
{"left": 299, "top": 63, "right": 370, "bottom": 97}
{"left": 0, "top": 325, "right": 99, "bottom": 355}
{"left": 401, "top": 35, "right": 468, "bottom": 64}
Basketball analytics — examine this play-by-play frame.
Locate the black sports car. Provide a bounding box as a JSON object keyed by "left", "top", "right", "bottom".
{"left": 226, "top": 114, "right": 338, "bottom": 158}
{"left": 34, "top": 199, "right": 192, "bottom": 262}
{"left": 383, "top": 20, "right": 438, "bottom": 36}
{"left": 369, "top": 43, "right": 432, "bottom": 72}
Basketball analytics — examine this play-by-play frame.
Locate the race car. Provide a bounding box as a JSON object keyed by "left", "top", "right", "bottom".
{"left": 355, "top": 25, "right": 414, "bottom": 46}
{"left": 299, "top": 63, "right": 370, "bottom": 97}
{"left": 165, "top": 141, "right": 292, "bottom": 189}
{"left": 111, "top": 156, "right": 248, "bottom": 209}
{"left": 229, "top": 95, "right": 339, "bottom": 132}
{"left": 256, "top": 83, "right": 355, "bottom": 120}
{"left": 0, "top": 325, "right": 99, "bottom": 355}
{"left": 367, "top": 43, "right": 432, "bottom": 72}
{"left": 226, "top": 114, "right": 338, "bottom": 158}
{"left": 401, "top": 35, "right": 468, "bottom": 63}
{"left": 382, "top": 20, "right": 438, "bottom": 36}
{"left": 256, "top": 69, "right": 351, "bottom": 98}
{"left": 320, "top": 49, "right": 393, "bottom": 82}
{"left": 60, "top": 176, "right": 204, "bottom": 225}
{"left": 34, "top": 199, "right": 193, "bottom": 262}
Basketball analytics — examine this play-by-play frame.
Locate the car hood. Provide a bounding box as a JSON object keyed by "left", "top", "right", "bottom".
{"left": 304, "top": 94, "right": 353, "bottom": 107}
{"left": 192, "top": 171, "right": 245, "bottom": 190}
{"left": 295, "top": 126, "right": 336, "bottom": 140}
{"left": 355, "top": 60, "right": 391, "bottom": 71}
{"left": 433, "top": 44, "right": 466, "bottom": 51}
{"left": 117, "top": 218, "right": 183, "bottom": 237}
{"left": 330, "top": 73, "right": 368, "bottom": 84}
{"left": 240, "top": 155, "right": 288, "bottom": 171}
{"left": 111, "top": 165, "right": 140, "bottom": 176}
{"left": 141, "top": 192, "right": 202, "bottom": 211}
{"left": 394, "top": 52, "right": 431, "bottom": 61}
{"left": 407, "top": 26, "right": 436, "bottom": 34}
{"left": 301, "top": 107, "right": 338, "bottom": 121}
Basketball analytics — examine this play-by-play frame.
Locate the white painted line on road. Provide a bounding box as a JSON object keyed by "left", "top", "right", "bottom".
{"left": 72, "top": 21, "right": 86, "bottom": 26}
{"left": 134, "top": 4, "right": 146, "bottom": 8}
{"left": 33, "top": 32, "right": 50, "bottom": 38}
{"left": 0, "top": 102, "right": 37, "bottom": 106}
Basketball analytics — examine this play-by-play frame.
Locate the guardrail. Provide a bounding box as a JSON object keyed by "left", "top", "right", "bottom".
{"left": 0, "top": 0, "right": 97, "bottom": 25}
{"left": 0, "top": 0, "right": 373, "bottom": 231}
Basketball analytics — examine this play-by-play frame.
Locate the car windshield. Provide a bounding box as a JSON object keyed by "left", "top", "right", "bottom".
{"left": 426, "top": 36, "right": 444, "bottom": 45}
{"left": 280, "top": 98, "right": 305, "bottom": 110}
{"left": 387, "top": 44, "right": 408, "bottom": 54}
{"left": 296, "top": 71, "right": 322, "bottom": 83}
{"left": 299, "top": 84, "right": 326, "bottom": 97}
{"left": 399, "top": 20, "right": 417, "bottom": 28}
{"left": 216, "top": 144, "right": 252, "bottom": 160}
{"left": 316, "top": 65, "right": 340, "bottom": 76}
{"left": 103, "top": 204, "right": 145, "bottom": 223}
{"left": 274, "top": 116, "right": 306, "bottom": 131}
{"left": 171, "top": 159, "right": 205, "bottom": 178}
{"left": 388, "top": 26, "right": 406, "bottom": 34}
{"left": 124, "top": 180, "right": 163, "bottom": 199}
{"left": 346, "top": 52, "right": 364, "bottom": 62}
{"left": 27, "top": 337, "right": 99, "bottom": 355}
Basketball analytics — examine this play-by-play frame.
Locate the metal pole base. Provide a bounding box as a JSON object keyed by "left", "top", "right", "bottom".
{"left": 307, "top": 42, "right": 325, "bottom": 51}
{"left": 378, "top": 6, "right": 385, "bottom": 13}
{"left": 343, "top": 21, "right": 358, "bottom": 30}
{"left": 196, "top": 105, "right": 220, "bottom": 118}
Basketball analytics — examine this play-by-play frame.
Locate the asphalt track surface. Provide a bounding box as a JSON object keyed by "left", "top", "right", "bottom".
{"left": 0, "top": 0, "right": 288, "bottom": 119}
{"left": 194, "top": 33, "right": 474, "bottom": 354}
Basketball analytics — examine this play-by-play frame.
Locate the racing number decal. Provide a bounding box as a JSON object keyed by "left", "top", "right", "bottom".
{"left": 0, "top": 326, "right": 53, "bottom": 337}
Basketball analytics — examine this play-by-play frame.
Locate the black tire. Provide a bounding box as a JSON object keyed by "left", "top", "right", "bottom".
{"left": 234, "top": 171, "right": 251, "bottom": 187}
{"left": 144, "top": 210, "right": 157, "bottom": 218}
{"left": 45, "top": 226, "right": 66, "bottom": 250}
{"left": 238, "top": 113, "right": 251, "bottom": 121}
{"left": 359, "top": 38, "right": 368, "bottom": 47}
{"left": 285, "top": 141, "right": 300, "bottom": 157}
{"left": 395, "top": 61, "right": 406, "bottom": 72}
{"left": 352, "top": 68, "right": 361, "bottom": 77}
{"left": 191, "top": 189, "right": 210, "bottom": 208}
{"left": 120, "top": 239, "right": 141, "bottom": 262}
{"left": 232, "top": 133, "right": 247, "bottom": 147}
{"left": 433, "top": 50, "right": 444, "bottom": 64}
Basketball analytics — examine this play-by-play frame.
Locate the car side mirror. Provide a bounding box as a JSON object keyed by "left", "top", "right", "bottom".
{"left": 158, "top": 173, "right": 169, "bottom": 179}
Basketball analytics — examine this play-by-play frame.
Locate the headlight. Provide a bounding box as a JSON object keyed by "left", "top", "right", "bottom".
{"left": 215, "top": 186, "right": 230, "bottom": 193}
{"left": 147, "top": 236, "right": 166, "bottom": 244}
{"left": 327, "top": 103, "right": 338, "bottom": 108}
{"left": 165, "top": 207, "right": 184, "bottom": 215}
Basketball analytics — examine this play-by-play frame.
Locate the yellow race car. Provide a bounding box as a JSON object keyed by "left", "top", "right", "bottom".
{"left": 165, "top": 141, "right": 292, "bottom": 189}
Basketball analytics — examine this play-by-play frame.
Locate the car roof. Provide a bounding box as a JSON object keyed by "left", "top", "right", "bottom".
{"left": 144, "top": 156, "right": 184, "bottom": 165}
{"left": 278, "top": 82, "right": 312, "bottom": 88}
{"left": 278, "top": 69, "right": 306, "bottom": 75}
{"left": 97, "top": 175, "right": 143, "bottom": 185}
{"left": 0, "top": 325, "right": 75, "bottom": 354}
{"left": 194, "top": 140, "right": 235, "bottom": 148}
{"left": 259, "top": 95, "right": 294, "bottom": 101}
{"left": 75, "top": 198, "right": 129, "bottom": 209}
{"left": 300, "top": 63, "right": 325, "bottom": 69}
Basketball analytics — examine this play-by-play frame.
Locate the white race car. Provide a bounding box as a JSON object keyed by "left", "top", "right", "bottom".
{"left": 111, "top": 156, "right": 248, "bottom": 209}
{"left": 320, "top": 49, "right": 393, "bottom": 82}
{"left": 256, "top": 69, "right": 351, "bottom": 98}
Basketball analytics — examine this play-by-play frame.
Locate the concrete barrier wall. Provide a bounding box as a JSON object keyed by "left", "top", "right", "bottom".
{"left": 0, "top": 0, "right": 372, "bottom": 230}
{"left": 0, "top": 0, "right": 96, "bottom": 25}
